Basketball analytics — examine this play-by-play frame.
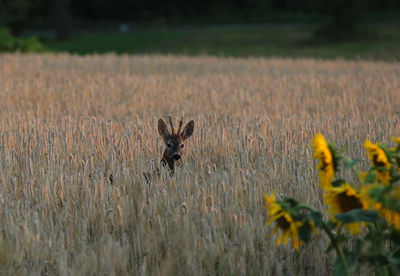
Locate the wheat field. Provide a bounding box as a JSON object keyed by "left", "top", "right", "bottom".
{"left": 0, "top": 53, "right": 399, "bottom": 275}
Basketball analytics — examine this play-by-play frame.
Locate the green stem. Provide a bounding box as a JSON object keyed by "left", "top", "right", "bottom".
{"left": 321, "top": 222, "right": 350, "bottom": 276}
{"left": 381, "top": 265, "right": 389, "bottom": 276}
{"left": 352, "top": 167, "right": 362, "bottom": 184}
{"left": 388, "top": 244, "right": 400, "bottom": 258}
{"left": 295, "top": 204, "right": 317, "bottom": 212}
{"left": 374, "top": 223, "right": 389, "bottom": 276}
{"left": 370, "top": 224, "right": 380, "bottom": 276}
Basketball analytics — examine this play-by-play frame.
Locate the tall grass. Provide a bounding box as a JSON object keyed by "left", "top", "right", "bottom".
{"left": 0, "top": 53, "right": 399, "bottom": 275}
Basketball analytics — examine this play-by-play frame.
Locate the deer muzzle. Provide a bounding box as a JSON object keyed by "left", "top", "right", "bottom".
{"left": 172, "top": 153, "right": 181, "bottom": 161}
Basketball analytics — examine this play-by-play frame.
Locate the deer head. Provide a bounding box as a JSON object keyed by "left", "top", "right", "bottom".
{"left": 158, "top": 116, "right": 194, "bottom": 174}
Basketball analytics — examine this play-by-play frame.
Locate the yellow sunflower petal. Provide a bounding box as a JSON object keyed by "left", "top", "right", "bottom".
{"left": 324, "top": 183, "right": 368, "bottom": 234}
{"left": 292, "top": 235, "right": 299, "bottom": 250}
{"left": 392, "top": 136, "right": 400, "bottom": 146}
{"left": 362, "top": 186, "right": 400, "bottom": 230}
{"left": 364, "top": 139, "right": 391, "bottom": 169}
{"left": 265, "top": 195, "right": 305, "bottom": 250}
{"left": 312, "top": 133, "right": 335, "bottom": 189}
{"left": 276, "top": 233, "right": 284, "bottom": 246}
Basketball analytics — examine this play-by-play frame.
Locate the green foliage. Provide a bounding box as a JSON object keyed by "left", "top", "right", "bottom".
{"left": 365, "top": 171, "right": 377, "bottom": 184}
{"left": 331, "top": 179, "right": 346, "bottom": 187}
{"left": 0, "top": 27, "right": 45, "bottom": 52}
{"left": 343, "top": 241, "right": 363, "bottom": 273}
{"left": 335, "top": 209, "right": 379, "bottom": 224}
{"left": 0, "top": 0, "right": 30, "bottom": 35}
{"left": 17, "top": 36, "right": 46, "bottom": 52}
{"left": 265, "top": 136, "right": 400, "bottom": 275}
{"left": 343, "top": 158, "right": 362, "bottom": 169}
{"left": 334, "top": 253, "right": 349, "bottom": 276}
{"left": 311, "top": 0, "right": 389, "bottom": 41}
{"left": 0, "top": 27, "right": 15, "bottom": 51}
{"left": 298, "top": 220, "right": 313, "bottom": 243}
{"left": 42, "top": 25, "right": 400, "bottom": 61}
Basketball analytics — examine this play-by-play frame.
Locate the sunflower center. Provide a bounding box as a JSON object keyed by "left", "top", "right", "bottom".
{"left": 372, "top": 154, "right": 386, "bottom": 167}
{"left": 337, "top": 192, "right": 363, "bottom": 212}
{"left": 320, "top": 151, "right": 332, "bottom": 170}
{"left": 276, "top": 215, "right": 290, "bottom": 231}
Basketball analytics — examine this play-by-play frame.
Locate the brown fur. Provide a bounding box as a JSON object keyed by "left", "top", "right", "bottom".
{"left": 144, "top": 116, "right": 194, "bottom": 182}
{"left": 158, "top": 116, "right": 194, "bottom": 174}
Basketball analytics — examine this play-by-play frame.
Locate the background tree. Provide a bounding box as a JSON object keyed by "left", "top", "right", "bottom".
{"left": 313, "top": 0, "right": 369, "bottom": 40}
{"left": 1, "top": 0, "right": 400, "bottom": 40}
{"left": 53, "top": 0, "right": 70, "bottom": 39}
{"left": 0, "top": 0, "right": 29, "bottom": 36}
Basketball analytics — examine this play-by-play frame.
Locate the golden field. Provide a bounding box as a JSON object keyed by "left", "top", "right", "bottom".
{"left": 0, "top": 53, "right": 399, "bottom": 275}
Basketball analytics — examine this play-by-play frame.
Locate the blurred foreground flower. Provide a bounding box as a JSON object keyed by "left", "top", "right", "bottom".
{"left": 264, "top": 134, "right": 400, "bottom": 275}
{"left": 264, "top": 194, "right": 303, "bottom": 250}
{"left": 364, "top": 140, "right": 391, "bottom": 185}
{"left": 392, "top": 136, "right": 400, "bottom": 148}
{"left": 324, "top": 182, "right": 367, "bottom": 234}
{"left": 312, "top": 133, "right": 336, "bottom": 189}
{"left": 363, "top": 184, "right": 400, "bottom": 230}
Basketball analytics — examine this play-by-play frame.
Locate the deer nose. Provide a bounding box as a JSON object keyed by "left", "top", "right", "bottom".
{"left": 172, "top": 154, "right": 181, "bottom": 161}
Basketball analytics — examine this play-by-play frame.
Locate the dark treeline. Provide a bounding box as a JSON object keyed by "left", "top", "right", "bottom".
{"left": 70, "top": 0, "right": 400, "bottom": 21}
{"left": 1, "top": 0, "right": 400, "bottom": 24}
{"left": 1, "top": 0, "right": 400, "bottom": 39}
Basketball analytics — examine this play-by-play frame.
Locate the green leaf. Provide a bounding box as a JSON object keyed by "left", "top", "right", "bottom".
{"left": 335, "top": 209, "right": 379, "bottom": 223}
{"left": 309, "top": 211, "right": 323, "bottom": 227}
{"left": 364, "top": 171, "right": 377, "bottom": 184}
{"left": 282, "top": 197, "right": 299, "bottom": 208}
{"left": 336, "top": 233, "right": 351, "bottom": 243}
{"left": 388, "top": 256, "right": 400, "bottom": 265}
{"left": 327, "top": 220, "right": 338, "bottom": 230}
{"left": 344, "top": 158, "right": 362, "bottom": 169}
{"left": 386, "top": 230, "right": 400, "bottom": 244}
{"left": 326, "top": 241, "right": 335, "bottom": 253}
{"left": 375, "top": 166, "right": 390, "bottom": 172}
{"left": 331, "top": 179, "right": 346, "bottom": 188}
{"left": 388, "top": 247, "right": 400, "bottom": 265}
{"left": 299, "top": 222, "right": 312, "bottom": 243}
{"left": 344, "top": 240, "right": 362, "bottom": 273}
{"left": 391, "top": 173, "right": 400, "bottom": 183}
{"left": 328, "top": 143, "right": 341, "bottom": 172}
{"left": 333, "top": 255, "right": 348, "bottom": 276}
{"left": 367, "top": 185, "right": 388, "bottom": 201}
{"left": 366, "top": 254, "right": 388, "bottom": 266}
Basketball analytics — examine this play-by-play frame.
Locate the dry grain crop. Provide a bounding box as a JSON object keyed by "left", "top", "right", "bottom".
{"left": 0, "top": 53, "right": 399, "bottom": 275}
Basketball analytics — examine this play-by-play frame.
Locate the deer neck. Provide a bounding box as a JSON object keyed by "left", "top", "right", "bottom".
{"left": 161, "top": 151, "right": 177, "bottom": 175}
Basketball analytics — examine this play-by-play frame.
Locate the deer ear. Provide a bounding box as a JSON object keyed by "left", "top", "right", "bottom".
{"left": 181, "top": 120, "right": 194, "bottom": 140}
{"left": 158, "top": 119, "right": 170, "bottom": 140}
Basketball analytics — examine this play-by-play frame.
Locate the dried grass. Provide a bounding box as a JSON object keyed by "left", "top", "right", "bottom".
{"left": 0, "top": 53, "right": 399, "bottom": 275}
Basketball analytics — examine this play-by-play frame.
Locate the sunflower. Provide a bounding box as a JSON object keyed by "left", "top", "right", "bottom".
{"left": 312, "top": 133, "right": 335, "bottom": 190}
{"left": 359, "top": 171, "right": 368, "bottom": 183}
{"left": 264, "top": 194, "right": 303, "bottom": 250}
{"left": 391, "top": 137, "right": 400, "bottom": 168}
{"left": 364, "top": 140, "right": 391, "bottom": 168}
{"left": 324, "top": 183, "right": 368, "bottom": 234}
{"left": 362, "top": 185, "right": 400, "bottom": 230}
{"left": 392, "top": 136, "right": 400, "bottom": 149}
{"left": 378, "top": 205, "right": 400, "bottom": 230}
{"left": 364, "top": 140, "right": 391, "bottom": 185}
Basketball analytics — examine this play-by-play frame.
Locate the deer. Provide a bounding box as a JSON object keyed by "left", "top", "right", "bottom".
{"left": 144, "top": 116, "right": 194, "bottom": 182}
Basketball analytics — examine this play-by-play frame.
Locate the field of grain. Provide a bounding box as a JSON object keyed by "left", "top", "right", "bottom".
{"left": 0, "top": 53, "right": 399, "bottom": 275}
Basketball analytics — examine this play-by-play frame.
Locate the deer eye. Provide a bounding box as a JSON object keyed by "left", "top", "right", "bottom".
{"left": 167, "top": 143, "right": 173, "bottom": 148}
{"left": 181, "top": 144, "right": 184, "bottom": 148}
